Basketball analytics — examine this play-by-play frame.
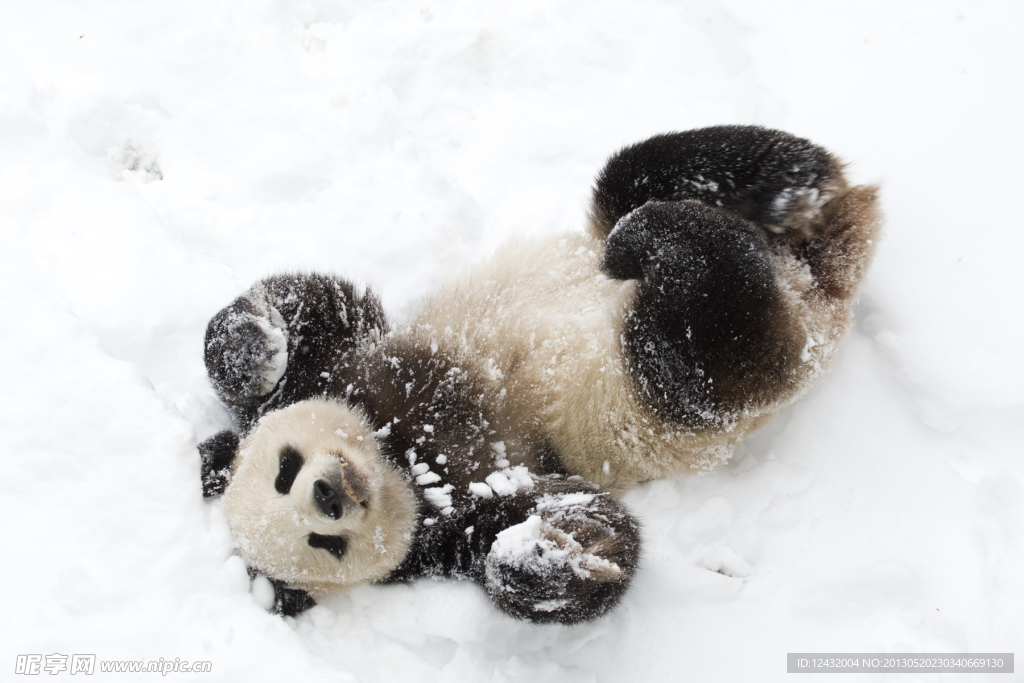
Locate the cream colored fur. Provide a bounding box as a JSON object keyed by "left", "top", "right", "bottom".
{"left": 223, "top": 399, "right": 418, "bottom": 596}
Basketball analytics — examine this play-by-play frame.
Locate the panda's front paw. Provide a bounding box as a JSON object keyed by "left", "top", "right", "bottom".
{"left": 484, "top": 495, "right": 638, "bottom": 624}
{"left": 204, "top": 293, "right": 289, "bottom": 405}
{"left": 248, "top": 569, "right": 317, "bottom": 617}
{"left": 484, "top": 516, "right": 599, "bottom": 623}
{"left": 199, "top": 430, "right": 239, "bottom": 497}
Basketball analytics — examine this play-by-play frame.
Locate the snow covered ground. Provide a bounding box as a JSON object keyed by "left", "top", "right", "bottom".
{"left": 1, "top": 0, "right": 1022, "bottom": 680}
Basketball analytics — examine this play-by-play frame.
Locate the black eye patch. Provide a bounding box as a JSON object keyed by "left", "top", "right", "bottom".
{"left": 275, "top": 446, "right": 304, "bottom": 495}
{"left": 307, "top": 532, "right": 348, "bottom": 560}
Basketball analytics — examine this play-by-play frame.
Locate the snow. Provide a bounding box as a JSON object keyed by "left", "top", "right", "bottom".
{"left": 492, "top": 516, "right": 547, "bottom": 557}
{"left": 536, "top": 493, "right": 597, "bottom": 512}
{"left": 488, "top": 514, "right": 622, "bottom": 587}
{"left": 416, "top": 471, "right": 442, "bottom": 486}
{"left": 469, "top": 482, "right": 494, "bottom": 499}
{"left": 422, "top": 485, "right": 454, "bottom": 511}
{"left": 485, "top": 471, "right": 519, "bottom": 497}
{"left": 486, "top": 467, "right": 535, "bottom": 497}
{"left": 1, "top": 1, "right": 1021, "bottom": 681}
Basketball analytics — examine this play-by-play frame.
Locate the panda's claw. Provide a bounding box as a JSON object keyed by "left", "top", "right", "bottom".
{"left": 538, "top": 519, "right": 624, "bottom": 582}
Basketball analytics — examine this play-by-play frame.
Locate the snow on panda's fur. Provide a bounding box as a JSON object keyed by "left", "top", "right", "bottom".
{"left": 198, "top": 125, "right": 879, "bottom": 622}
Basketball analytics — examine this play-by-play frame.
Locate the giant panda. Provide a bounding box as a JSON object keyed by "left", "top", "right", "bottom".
{"left": 198, "top": 125, "right": 879, "bottom": 623}
{"left": 200, "top": 276, "right": 642, "bottom": 624}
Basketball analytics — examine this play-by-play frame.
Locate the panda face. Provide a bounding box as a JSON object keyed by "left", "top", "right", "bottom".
{"left": 222, "top": 399, "right": 419, "bottom": 595}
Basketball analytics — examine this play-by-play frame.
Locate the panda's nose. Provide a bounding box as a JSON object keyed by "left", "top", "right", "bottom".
{"left": 313, "top": 480, "right": 343, "bottom": 520}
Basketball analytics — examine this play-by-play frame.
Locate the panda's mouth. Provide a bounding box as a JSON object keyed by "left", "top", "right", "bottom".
{"left": 312, "top": 458, "right": 370, "bottom": 520}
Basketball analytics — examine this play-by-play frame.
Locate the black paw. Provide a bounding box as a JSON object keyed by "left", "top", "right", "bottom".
{"left": 591, "top": 125, "right": 846, "bottom": 241}
{"left": 484, "top": 521, "right": 586, "bottom": 622}
{"left": 599, "top": 206, "right": 654, "bottom": 281}
{"left": 272, "top": 582, "right": 317, "bottom": 617}
{"left": 601, "top": 200, "right": 733, "bottom": 281}
{"left": 246, "top": 568, "right": 317, "bottom": 617}
{"left": 204, "top": 293, "right": 289, "bottom": 406}
{"left": 199, "top": 430, "right": 239, "bottom": 498}
{"left": 484, "top": 493, "right": 639, "bottom": 624}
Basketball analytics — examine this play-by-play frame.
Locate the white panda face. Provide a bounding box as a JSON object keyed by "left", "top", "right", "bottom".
{"left": 222, "top": 399, "right": 419, "bottom": 595}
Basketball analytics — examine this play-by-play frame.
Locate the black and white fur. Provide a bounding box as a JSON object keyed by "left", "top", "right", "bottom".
{"left": 199, "top": 125, "right": 879, "bottom": 622}
{"left": 200, "top": 277, "right": 640, "bottom": 624}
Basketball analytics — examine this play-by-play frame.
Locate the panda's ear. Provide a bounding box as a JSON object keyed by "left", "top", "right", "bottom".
{"left": 199, "top": 430, "right": 240, "bottom": 498}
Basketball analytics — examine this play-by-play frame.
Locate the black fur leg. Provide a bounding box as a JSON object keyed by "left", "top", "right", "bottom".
{"left": 533, "top": 438, "right": 569, "bottom": 476}
{"left": 590, "top": 125, "right": 845, "bottom": 241}
{"left": 381, "top": 474, "right": 640, "bottom": 625}
{"left": 605, "top": 201, "right": 800, "bottom": 426}
{"left": 199, "top": 430, "right": 239, "bottom": 498}
{"left": 357, "top": 337, "right": 491, "bottom": 469}
{"left": 204, "top": 274, "right": 389, "bottom": 431}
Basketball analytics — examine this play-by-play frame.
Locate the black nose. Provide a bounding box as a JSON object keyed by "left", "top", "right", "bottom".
{"left": 313, "top": 480, "right": 343, "bottom": 520}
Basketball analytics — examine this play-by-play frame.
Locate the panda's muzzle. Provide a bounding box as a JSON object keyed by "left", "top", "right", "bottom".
{"left": 313, "top": 457, "right": 369, "bottom": 520}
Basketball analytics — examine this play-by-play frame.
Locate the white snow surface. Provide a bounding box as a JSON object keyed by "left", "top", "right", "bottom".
{"left": 2, "top": 1, "right": 1022, "bottom": 681}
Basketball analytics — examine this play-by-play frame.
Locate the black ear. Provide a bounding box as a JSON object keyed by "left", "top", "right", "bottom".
{"left": 199, "top": 430, "right": 240, "bottom": 498}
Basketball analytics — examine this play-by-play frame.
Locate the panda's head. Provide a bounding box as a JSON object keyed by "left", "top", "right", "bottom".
{"left": 221, "top": 399, "right": 418, "bottom": 595}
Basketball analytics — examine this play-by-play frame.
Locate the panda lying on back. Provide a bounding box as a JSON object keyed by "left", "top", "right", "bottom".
{"left": 199, "top": 125, "right": 880, "bottom": 624}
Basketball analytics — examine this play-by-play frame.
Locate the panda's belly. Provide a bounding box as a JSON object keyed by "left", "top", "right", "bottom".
{"left": 410, "top": 232, "right": 768, "bottom": 490}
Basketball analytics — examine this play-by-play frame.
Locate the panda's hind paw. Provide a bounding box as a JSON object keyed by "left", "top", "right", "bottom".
{"left": 601, "top": 200, "right": 724, "bottom": 281}
{"left": 599, "top": 204, "right": 660, "bottom": 281}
